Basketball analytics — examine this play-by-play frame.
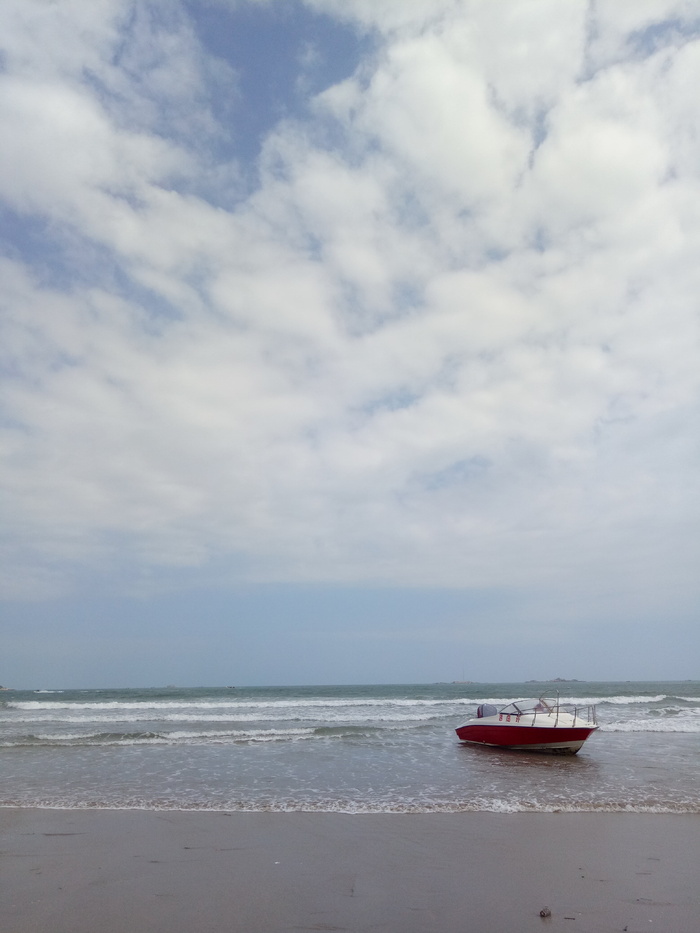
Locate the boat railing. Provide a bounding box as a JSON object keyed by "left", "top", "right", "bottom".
{"left": 574, "top": 703, "right": 597, "bottom": 726}
{"left": 531, "top": 698, "right": 597, "bottom": 727}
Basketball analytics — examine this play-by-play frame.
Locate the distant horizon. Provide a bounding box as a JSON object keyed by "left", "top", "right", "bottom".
{"left": 4, "top": 677, "right": 698, "bottom": 692}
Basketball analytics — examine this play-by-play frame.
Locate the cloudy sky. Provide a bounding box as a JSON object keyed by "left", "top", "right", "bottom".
{"left": 2, "top": 0, "right": 699, "bottom": 688}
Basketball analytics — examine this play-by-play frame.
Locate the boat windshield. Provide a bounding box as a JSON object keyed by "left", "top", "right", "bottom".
{"left": 500, "top": 699, "right": 553, "bottom": 715}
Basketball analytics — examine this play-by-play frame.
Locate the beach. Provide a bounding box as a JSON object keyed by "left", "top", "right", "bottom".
{"left": 2, "top": 809, "right": 698, "bottom": 933}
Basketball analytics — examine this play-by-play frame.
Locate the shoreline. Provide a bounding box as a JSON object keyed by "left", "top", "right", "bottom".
{"left": 2, "top": 809, "right": 698, "bottom": 932}
{"left": 1, "top": 802, "right": 698, "bottom": 813}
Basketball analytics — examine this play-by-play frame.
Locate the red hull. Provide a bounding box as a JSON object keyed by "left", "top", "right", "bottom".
{"left": 455, "top": 723, "right": 595, "bottom": 749}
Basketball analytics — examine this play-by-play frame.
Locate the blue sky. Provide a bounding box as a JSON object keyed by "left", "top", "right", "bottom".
{"left": 2, "top": 0, "right": 699, "bottom": 688}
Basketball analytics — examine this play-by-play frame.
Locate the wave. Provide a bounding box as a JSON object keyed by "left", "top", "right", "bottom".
{"left": 0, "top": 729, "right": 315, "bottom": 747}
{"left": 6, "top": 697, "right": 474, "bottom": 712}
{"left": 0, "top": 724, "right": 389, "bottom": 747}
{"left": 466, "top": 694, "right": 700, "bottom": 706}
{"left": 557, "top": 695, "right": 667, "bottom": 706}
{"left": 0, "top": 713, "right": 445, "bottom": 731}
{"left": 600, "top": 719, "right": 700, "bottom": 733}
{"left": 8, "top": 694, "right": 697, "bottom": 715}
{"left": 494, "top": 694, "right": 700, "bottom": 707}
{"left": 1, "top": 797, "right": 698, "bottom": 814}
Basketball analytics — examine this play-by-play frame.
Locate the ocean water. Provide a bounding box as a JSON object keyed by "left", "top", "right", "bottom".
{"left": 1, "top": 682, "right": 698, "bottom": 813}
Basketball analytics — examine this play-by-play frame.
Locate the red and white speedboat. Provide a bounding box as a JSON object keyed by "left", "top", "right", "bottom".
{"left": 455, "top": 696, "right": 598, "bottom": 755}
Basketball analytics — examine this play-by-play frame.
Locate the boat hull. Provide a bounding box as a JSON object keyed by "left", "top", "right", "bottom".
{"left": 455, "top": 723, "right": 597, "bottom": 755}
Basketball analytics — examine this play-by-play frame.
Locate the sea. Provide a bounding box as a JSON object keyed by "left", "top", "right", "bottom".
{"left": 1, "top": 682, "right": 698, "bottom": 813}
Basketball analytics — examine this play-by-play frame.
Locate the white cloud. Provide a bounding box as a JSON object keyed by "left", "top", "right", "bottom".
{"left": 1, "top": 0, "right": 699, "bottom": 614}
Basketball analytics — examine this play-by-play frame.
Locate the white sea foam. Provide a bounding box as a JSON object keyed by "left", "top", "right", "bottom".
{"left": 165, "top": 728, "right": 314, "bottom": 739}
{"left": 468, "top": 694, "right": 679, "bottom": 707}
{"left": 7, "top": 697, "right": 473, "bottom": 712}
{"left": 0, "top": 726, "right": 394, "bottom": 747}
{"left": 7, "top": 694, "right": 685, "bottom": 719}
{"left": 1, "top": 798, "right": 697, "bottom": 814}
{"left": 601, "top": 719, "right": 700, "bottom": 733}
{"left": 1, "top": 711, "right": 443, "bottom": 727}
{"left": 0, "top": 727, "right": 321, "bottom": 747}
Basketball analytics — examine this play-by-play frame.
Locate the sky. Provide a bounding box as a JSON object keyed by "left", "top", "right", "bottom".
{"left": 1, "top": 0, "right": 699, "bottom": 688}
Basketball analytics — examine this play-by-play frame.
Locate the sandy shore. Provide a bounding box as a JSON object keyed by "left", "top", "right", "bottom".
{"left": 1, "top": 809, "right": 698, "bottom": 932}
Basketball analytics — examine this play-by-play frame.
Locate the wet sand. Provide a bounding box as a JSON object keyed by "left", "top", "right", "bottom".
{"left": 1, "top": 809, "right": 698, "bottom": 932}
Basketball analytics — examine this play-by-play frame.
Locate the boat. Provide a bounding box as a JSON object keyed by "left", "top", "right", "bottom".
{"left": 455, "top": 695, "right": 598, "bottom": 755}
